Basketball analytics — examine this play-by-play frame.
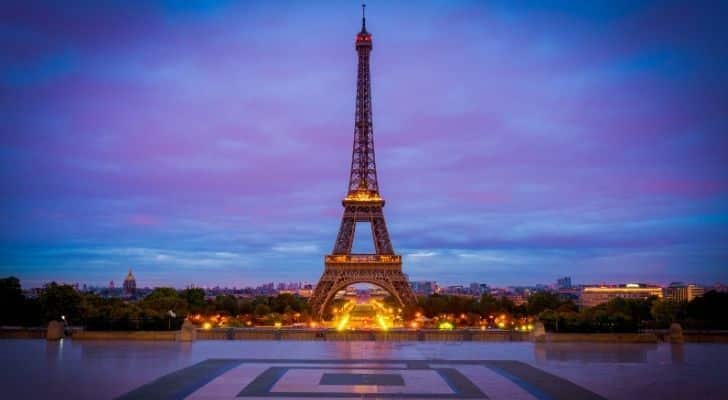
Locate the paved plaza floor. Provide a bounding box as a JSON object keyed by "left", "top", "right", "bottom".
{"left": 1, "top": 339, "right": 727, "bottom": 399}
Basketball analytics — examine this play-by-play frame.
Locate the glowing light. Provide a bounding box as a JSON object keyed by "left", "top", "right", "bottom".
{"left": 336, "top": 314, "right": 350, "bottom": 331}
{"left": 497, "top": 322, "right": 505, "bottom": 329}
{"left": 438, "top": 322, "right": 454, "bottom": 330}
{"left": 344, "top": 191, "right": 381, "bottom": 202}
{"left": 377, "top": 315, "right": 389, "bottom": 331}
{"left": 410, "top": 322, "right": 419, "bottom": 329}
{"left": 202, "top": 322, "right": 212, "bottom": 330}
{"left": 274, "top": 322, "right": 282, "bottom": 329}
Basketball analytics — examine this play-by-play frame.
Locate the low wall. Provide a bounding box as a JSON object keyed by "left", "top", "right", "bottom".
{"left": 193, "top": 329, "right": 530, "bottom": 342}
{"left": 0, "top": 327, "right": 46, "bottom": 339}
{"left": 374, "top": 330, "right": 419, "bottom": 341}
{"left": 472, "top": 330, "right": 530, "bottom": 341}
{"left": 197, "top": 328, "right": 230, "bottom": 340}
{"left": 72, "top": 330, "right": 177, "bottom": 341}
{"left": 8, "top": 326, "right": 726, "bottom": 343}
{"left": 538, "top": 332, "right": 659, "bottom": 343}
{"left": 232, "top": 329, "right": 279, "bottom": 340}
{"left": 684, "top": 331, "right": 728, "bottom": 343}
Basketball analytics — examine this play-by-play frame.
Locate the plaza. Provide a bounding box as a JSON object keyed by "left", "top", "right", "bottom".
{"left": 2, "top": 339, "right": 727, "bottom": 399}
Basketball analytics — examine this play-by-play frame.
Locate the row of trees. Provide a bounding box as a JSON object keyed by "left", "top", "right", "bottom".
{"left": 0, "top": 277, "right": 312, "bottom": 330}
{"left": 409, "top": 291, "right": 578, "bottom": 319}
{"left": 2, "top": 276, "right": 727, "bottom": 332}
{"left": 539, "top": 292, "right": 728, "bottom": 332}
{"left": 407, "top": 291, "right": 728, "bottom": 332}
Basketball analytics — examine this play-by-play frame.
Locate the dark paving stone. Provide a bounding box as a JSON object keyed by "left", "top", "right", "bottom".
{"left": 484, "top": 360, "right": 606, "bottom": 400}
{"left": 320, "top": 372, "right": 405, "bottom": 386}
{"left": 238, "top": 366, "right": 289, "bottom": 396}
{"left": 115, "top": 359, "right": 242, "bottom": 400}
{"left": 406, "top": 360, "right": 431, "bottom": 369}
{"left": 436, "top": 368, "right": 488, "bottom": 399}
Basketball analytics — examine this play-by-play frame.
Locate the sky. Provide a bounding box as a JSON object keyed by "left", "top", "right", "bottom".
{"left": 1, "top": 1, "right": 727, "bottom": 288}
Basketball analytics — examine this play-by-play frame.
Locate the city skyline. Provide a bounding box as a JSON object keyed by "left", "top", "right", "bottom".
{"left": 2, "top": 1, "right": 728, "bottom": 288}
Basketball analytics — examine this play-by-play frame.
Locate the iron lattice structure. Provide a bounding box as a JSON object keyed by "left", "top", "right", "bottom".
{"left": 309, "top": 8, "right": 417, "bottom": 318}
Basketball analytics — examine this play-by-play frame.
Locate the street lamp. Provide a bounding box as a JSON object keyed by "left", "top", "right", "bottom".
{"left": 167, "top": 310, "right": 176, "bottom": 330}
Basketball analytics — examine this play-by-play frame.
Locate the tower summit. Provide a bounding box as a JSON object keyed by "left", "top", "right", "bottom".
{"left": 348, "top": 2, "right": 377, "bottom": 199}
{"left": 309, "top": 6, "right": 416, "bottom": 319}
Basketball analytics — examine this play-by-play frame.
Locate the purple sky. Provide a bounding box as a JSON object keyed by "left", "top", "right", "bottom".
{"left": 1, "top": 1, "right": 727, "bottom": 288}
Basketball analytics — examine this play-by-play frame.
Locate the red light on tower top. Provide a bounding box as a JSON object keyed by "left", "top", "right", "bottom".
{"left": 356, "top": 3, "right": 373, "bottom": 49}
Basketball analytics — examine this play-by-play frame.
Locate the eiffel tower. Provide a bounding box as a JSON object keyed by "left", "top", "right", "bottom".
{"left": 309, "top": 5, "right": 417, "bottom": 318}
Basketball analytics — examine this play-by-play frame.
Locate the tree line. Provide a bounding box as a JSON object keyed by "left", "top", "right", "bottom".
{"left": 2, "top": 276, "right": 727, "bottom": 332}
{"left": 0, "top": 277, "right": 311, "bottom": 330}
{"left": 406, "top": 291, "right": 728, "bottom": 332}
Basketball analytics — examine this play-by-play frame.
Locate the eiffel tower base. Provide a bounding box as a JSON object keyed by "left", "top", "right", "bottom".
{"left": 309, "top": 255, "right": 417, "bottom": 319}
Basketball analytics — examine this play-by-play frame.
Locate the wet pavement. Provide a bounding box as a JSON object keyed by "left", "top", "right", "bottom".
{"left": 1, "top": 339, "right": 726, "bottom": 399}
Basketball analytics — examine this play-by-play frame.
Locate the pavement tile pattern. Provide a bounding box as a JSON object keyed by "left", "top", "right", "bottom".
{"left": 117, "top": 359, "right": 606, "bottom": 400}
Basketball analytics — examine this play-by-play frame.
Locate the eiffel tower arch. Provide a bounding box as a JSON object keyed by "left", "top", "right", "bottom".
{"left": 309, "top": 6, "right": 416, "bottom": 319}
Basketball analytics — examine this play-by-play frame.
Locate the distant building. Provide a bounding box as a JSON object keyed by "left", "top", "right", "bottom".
{"left": 579, "top": 283, "right": 663, "bottom": 308}
{"left": 445, "top": 285, "right": 466, "bottom": 295}
{"left": 345, "top": 285, "right": 358, "bottom": 297}
{"left": 506, "top": 293, "right": 526, "bottom": 306}
{"left": 666, "top": 282, "right": 704, "bottom": 302}
{"left": 410, "top": 281, "right": 437, "bottom": 296}
{"left": 556, "top": 276, "right": 572, "bottom": 289}
{"left": 123, "top": 269, "right": 137, "bottom": 297}
{"left": 296, "top": 284, "right": 314, "bottom": 298}
{"left": 468, "top": 282, "right": 489, "bottom": 296}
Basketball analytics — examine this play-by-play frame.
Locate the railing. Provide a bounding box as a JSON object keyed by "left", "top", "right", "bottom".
{"left": 325, "top": 254, "right": 401, "bottom": 264}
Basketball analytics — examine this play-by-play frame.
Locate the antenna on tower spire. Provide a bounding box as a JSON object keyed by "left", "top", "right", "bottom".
{"left": 361, "top": 3, "right": 367, "bottom": 33}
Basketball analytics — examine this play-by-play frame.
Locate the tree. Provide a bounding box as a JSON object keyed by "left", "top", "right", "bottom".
{"left": 181, "top": 288, "right": 206, "bottom": 313}
{"left": 686, "top": 291, "right": 728, "bottom": 329}
{"left": 140, "top": 287, "right": 188, "bottom": 316}
{"left": 478, "top": 294, "right": 500, "bottom": 316}
{"left": 526, "top": 292, "right": 561, "bottom": 315}
{"left": 651, "top": 300, "right": 686, "bottom": 327}
{"left": 0, "top": 277, "right": 24, "bottom": 325}
{"left": 39, "top": 282, "right": 82, "bottom": 324}
{"left": 254, "top": 303, "right": 271, "bottom": 317}
{"left": 214, "top": 295, "right": 239, "bottom": 316}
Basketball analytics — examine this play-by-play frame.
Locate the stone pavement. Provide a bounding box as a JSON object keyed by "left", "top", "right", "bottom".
{"left": 3, "top": 340, "right": 728, "bottom": 399}
{"left": 118, "top": 359, "right": 605, "bottom": 399}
